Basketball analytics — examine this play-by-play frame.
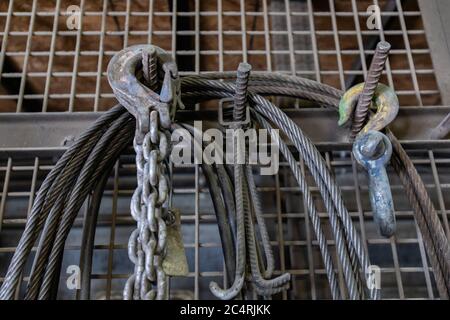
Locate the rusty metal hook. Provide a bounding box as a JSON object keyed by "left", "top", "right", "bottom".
{"left": 338, "top": 83, "right": 399, "bottom": 135}
{"left": 107, "top": 44, "right": 180, "bottom": 135}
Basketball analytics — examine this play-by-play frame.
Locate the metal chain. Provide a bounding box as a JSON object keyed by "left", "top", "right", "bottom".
{"left": 107, "top": 45, "right": 179, "bottom": 300}
{"left": 124, "top": 105, "right": 171, "bottom": 301}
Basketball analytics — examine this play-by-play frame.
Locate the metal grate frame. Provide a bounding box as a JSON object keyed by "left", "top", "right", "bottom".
{"left": 0, "top": 0, "right": 449, "bottom": 300}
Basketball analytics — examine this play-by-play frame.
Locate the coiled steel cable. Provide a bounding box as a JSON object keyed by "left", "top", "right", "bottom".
{"left": 36, "top": 119, "right": 134, "bottom": 299}
{"left": 78, "top": 166, "right": 112, "bottom": 300}
{"left": 223, "top": 73, "right": 450, "bottom": 298}
{"left": 1, "top": 69, "right": 447, "bottom": 300}
{"left": 387, "top": 130, "right": 450, "bottom": 298}
{"left": 253, "top": 113, "right": 341, "bottom": 299}
{"left": 180, "top": 77, "right": 373, "bottom": 299}
{"left": 0, "top": 105, "right": 127, "bottom": 300}
{"left": 22, "top": 112, "right": 133, "bottom": 299}
{"left": 183, "top": 90, "right": 363, "bottom": 299}
{"left": 181, "top": 73, "right": 450, "bottom": 299}
{"left": 176, "top": 123, "right": 237, "bottom": 288}
{"left": 25, "top": 112, "right": 133, "bottom": 299}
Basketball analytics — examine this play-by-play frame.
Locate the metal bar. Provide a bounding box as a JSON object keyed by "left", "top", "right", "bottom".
{"left": 2, "top": 107, "right": 450, "bottom": 150}
{"left": 428, "top": 150, "right": 450, "bottom": 239}
{"left": 217, "top": 0, "right": 224, "bottom": 72}
{"left": 328, "top": 0, "right": 345, "bottom": 90}
{"left": 390, "top": 236, "right": 405, "bottom": 298}
{"left": 415, "top": 223, "right": 434, "bottom": 299}
{"left": 0, "top": 0, "right": 14, "bottom": 83}
{"left": 105, "top": 161, "right": 120, "bottom": 299}
{"left": 15, "top": 0, "right": 37, "bottom": 112}
{"left": 418, "top": 0, "right": 450, "bottom": 104}
{"left": 0, "top": 157, "right": 12, "bottom": 232}
{"left": 262, "top": 0, "right": 272, "bottom": 72}
{"left": 275, "top": 172, "right": 288, "bottom": 300}
{"left": 307, "top": 0, "right": 320, "bottom": 82}
{"left": 395, "top": 0, "right": 423, "bottom": 106}
{"left": 239, "top": 0, "right": 248, "bottom": 63}
{"left": 26, "top": 157, "right": 39, "bottom": 217}
{"left": 41, "top": 0, "right": 61, "bottom": 112}
{"left": 93, "top": 0, "right": 108, "bottom": 112}
{"left": 68, "top": 0, "right": 85, "bottom": 112}
{"left": 373, "top": 0, "right": 394, "bottom": 89}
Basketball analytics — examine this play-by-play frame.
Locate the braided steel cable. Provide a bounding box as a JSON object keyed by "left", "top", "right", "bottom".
{"left": 181, "top": 76, "right": 374, "bottom": 299}
{"left": 224, "top": 72, "right": 450, "bottom": 298}
{"left": 78, "top": 166, "right": 112, "bottom": 300}
{"left": 253, "top": 113, "right": 341, "bottom": 299}
{"left": 36, "top": 119, "right": 134, "bottom": 299}
{"left": 0, "top": 105, "right": 126, "bottom": 300}
{"left": 202, "top": 163, "right": 237, "bottom": 285}
{"left": 387, "top": 130, "right": 450, "bottom": 298}
{"left": 23, "top": 113, "right": 133, "bottom": 299}
{"left": 182, "top": 88, "right": 339, "bottom": 109}
{"left": 185, "top": 72, "right": 342, "bottom": 99}
{"left": 179, "top": 123, "right": 237, "bottom": 287}
{"left": 184, "top": 91, "right": 362, "bottom": 299}
{"left": 25, "top": 112, "right": 133, "bottom": 299}
{"left": 216, "top": 164, "right": 237, "bottom": 241}
{"left": 42, "top": 128, "right": 133, "bottom": 299}
{"left": 209, "top": 156, "right": 246, "bottom": 300}
{"left": 182, "top": 73, "right": 450, "bottom": 298}
{"left": 1, "top": 67, "right": 447, "bottom": 300}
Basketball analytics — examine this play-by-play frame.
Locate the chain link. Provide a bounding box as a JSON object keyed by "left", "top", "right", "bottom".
{"left": 124, "top": 108, "right": 171, "bottom": 300}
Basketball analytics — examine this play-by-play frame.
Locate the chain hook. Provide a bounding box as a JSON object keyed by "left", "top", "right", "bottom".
{"left": 338, "top": 83, "right": 399, "bottom": 136}
{"left": 107, "top": 44, "right": 181, "bottom": 300}
{"left": 107, "top": 44, "right": 180, "bottom": 136}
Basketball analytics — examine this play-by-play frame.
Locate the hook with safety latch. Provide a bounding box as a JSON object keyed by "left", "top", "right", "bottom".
{"left": 338, "top": 83, "right": 399, "bottom": 237}
{"left": 107, "top": 44, "right": 183, "bottom": 142}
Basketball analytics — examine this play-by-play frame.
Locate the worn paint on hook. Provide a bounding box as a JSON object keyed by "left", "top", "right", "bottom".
{"left": 338, "top": 83, "right": 399, "bottom": 135}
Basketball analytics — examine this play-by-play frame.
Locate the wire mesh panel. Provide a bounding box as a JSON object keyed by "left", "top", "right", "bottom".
{"left": 1, "top": 144, "right": 449, "bottom": 299}
{"left": 0, "top": 0, "right": 442, "bottom": 112}
{"left": 0, "top": 0, "right": 448, "bottom": 300}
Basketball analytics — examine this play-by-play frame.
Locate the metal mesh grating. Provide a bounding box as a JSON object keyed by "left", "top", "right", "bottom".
{"left": 0, "top": 0, "right": 442, "bottom": 112}
{"left": 0, "top": 0, "right": 449, "bottom": 300}
{"left": 1, "top": 144, "right": 450, "bottom": 299}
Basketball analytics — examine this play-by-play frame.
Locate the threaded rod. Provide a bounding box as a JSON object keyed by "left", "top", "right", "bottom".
{"left": 233, "top": 62, "right": 252, "bottom": 122}
{"left": 351, "top": 41, "right": 391, "bottom": 139}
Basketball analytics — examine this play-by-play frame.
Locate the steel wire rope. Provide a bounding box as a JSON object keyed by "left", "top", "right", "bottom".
{"left": 181, "top": 73, "right": 450, "bottom": 298}
{"left": 0, "top": 105, "right": 127, "bottom": 300}
{"left": 252, "top": 112, "right": 341, "bottom": 299}
{"left": 2, "top": 69, "right": 448, "bottom": 300}
{"left": 77, "top": 163, "right": 114, "bottom": 300}
{"left": 35, "top": 118, "right": 134, "bottom": 299}
{"left": 180, "top": 77, "right": 372, "bottom": 299}
{"left": 175, "top": 123, "right": 237, "bottom": 289}
{"left": 24, "top": 112, "right": 133, "bottom": 299}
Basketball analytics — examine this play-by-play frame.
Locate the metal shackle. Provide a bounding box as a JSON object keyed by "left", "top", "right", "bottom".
{"left": 353, "top": 130, "right": 396, "bottom": 237}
